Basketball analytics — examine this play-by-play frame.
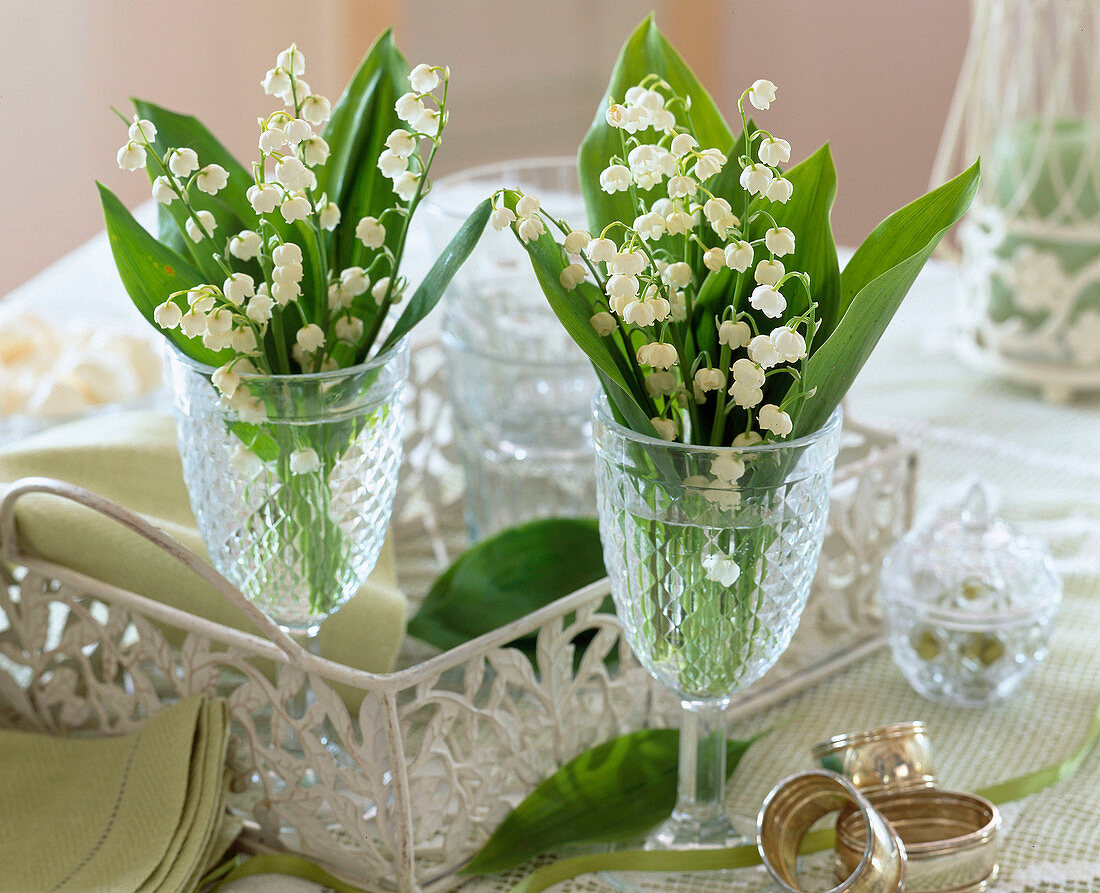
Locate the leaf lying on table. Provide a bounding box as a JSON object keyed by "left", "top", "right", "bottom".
{"left": 407, "top": 518, "right": 607, "bottom": 655}
{"left": 462, "top": 728, "right": 761, "bottom": 875}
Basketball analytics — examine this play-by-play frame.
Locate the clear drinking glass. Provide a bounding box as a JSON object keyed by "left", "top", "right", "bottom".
{"left": 593, "top": 395, "right": 842, "bottom": 848}
{"left": 166, "top": 341, "right": 408, "bottom": 635}
{"left": 424, "top": 158, "right": 599, "bottom": 540}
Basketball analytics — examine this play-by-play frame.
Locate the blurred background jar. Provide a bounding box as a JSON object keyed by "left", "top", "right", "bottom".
{"left": 934, "top": 0, "right": 1100, "bottom": 401}
{"left": 423, "top": 158, "right": 599, "bottom": 541}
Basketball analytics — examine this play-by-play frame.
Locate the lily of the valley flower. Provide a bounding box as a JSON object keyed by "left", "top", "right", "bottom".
{"left": 758, "top": 403, "right": 793, "bottom": 437}
{"left": 749, "top": 284, "right": 787, "bottom": 319}
{"left": 747, "top": 79, "right": 777, "bottom": 110}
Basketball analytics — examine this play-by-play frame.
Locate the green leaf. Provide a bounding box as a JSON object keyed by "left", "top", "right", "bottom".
{"left": 97, "top": 182, "right": 229, "bottom": 366}
{"left": 578, "top": 13, "right": 734, "bottom": 238}
{"left": 795, "top": 160, "right": 980, "bottom": 436}
{"left": 408, "top": 518, "right": 606, "bottom": 654}
{"left": 500, "top": 192, "right": 656, "bottom": 436}
{"left": 317, "top": 29, "right": 409, "bottom": 274}
{"left": 463, "top": 728, "right": 760, "bottom": 875}
{"left": 132, "top": 100, "right": 255, "bottom": 281}
{"left": 377, "top": 198, "right": 493, "bottom": 355}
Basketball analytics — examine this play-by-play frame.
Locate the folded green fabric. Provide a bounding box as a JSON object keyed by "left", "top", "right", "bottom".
{"left": 0, "top": 695, "right": 235, "bottom": 893}
{"left": 0, "top": 412, "right": 408, "bottom": 680}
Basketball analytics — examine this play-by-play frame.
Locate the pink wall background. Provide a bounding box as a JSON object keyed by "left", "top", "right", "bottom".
{"left": 1, "top": 1, "right": 972, "bottom": 296}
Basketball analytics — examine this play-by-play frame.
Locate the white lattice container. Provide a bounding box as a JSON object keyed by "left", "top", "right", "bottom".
{"left": 0, "top": 337, "right": 916, "bottom": 892}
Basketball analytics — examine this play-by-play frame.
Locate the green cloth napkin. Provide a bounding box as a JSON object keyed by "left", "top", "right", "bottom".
{"left": 0, "top": 695, "right": 237, "bottom": 892}
{"left": 0, "top": 412, "right": 408, "bottom": 679}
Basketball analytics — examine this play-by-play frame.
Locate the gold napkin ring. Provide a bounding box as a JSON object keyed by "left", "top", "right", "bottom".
{"left": 757, "top": 769, "right": 906, "bottom": 892}
{"left": 811, "top": 721, "right": 937, "bottom": 795}
{"left": 836, "top": 788, "right": 1000, "bottom": 893}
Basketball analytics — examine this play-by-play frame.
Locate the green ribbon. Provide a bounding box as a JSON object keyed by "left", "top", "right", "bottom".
{"left": 199, "top": 695, "right": 1100, "bottom": 893}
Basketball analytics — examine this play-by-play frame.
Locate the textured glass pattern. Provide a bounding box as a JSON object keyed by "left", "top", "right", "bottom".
{"left": 593, "top": 399, "right": 842, "bottom": 702}
{"left": 167, "top": 342, "right": 408, "bottom": 632}
{"left": 426, "top": 158, "right": 597, "bottom": 540}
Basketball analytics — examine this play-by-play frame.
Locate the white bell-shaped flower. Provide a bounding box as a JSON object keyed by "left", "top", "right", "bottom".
{"left": 116, "top": 141, "right": 146, "bottom": 171}
{"left": 692, "top": 148, "right": 726, "bottom": 180}
{"left": 378, "top": 149, "right": 408, "bottom": 178}
{"left": 339, "top": 267, "right": 369, "bottom": 297}
{"left": 273, "top": 242, "right": 302, "bottom": 267}
{"left": 665, "top": 210, "right": 693, "bottom": 236}
{"left": 301, "top": 94, "right": 332, "bottom": 125}
{"left": 749, "top": 285, "right": 787, "bottom": 319}
{"left": 289, "top": 448, "right": 321, "bottom": 475}
{"left": 385, "top": 129, "right": 417, "bottom": 158}
{"left": 151, "top": 176, "right": 175, "bottom": 205}
{"left": 755, "top": 259, "right": 785, "bottom": 286}
{"left": 275, "top": 156, "right": 312, "bottom": 191}
{"left": 651, "top": 417, "right": 678, "bottom": 441}
{"left": 765, "top": 226, "right": 796, "bottom": 257}
{"left": 276, "top": 45, "right": 305, "bottom": 76}
{"left": 747, "top": 334, "right": 782, "bottom": 368}
{"left": 585, "top": 238, "right": 617, "bottom": 264}
{"left": 759, "top": 136, "right": 791, "bottom": 167}
{"left": 222, "top": 273, "right": 255, "bottom": 305}
{"left": 335, "top": 315, "right": 365, "bottom": 343}
{"left": 611, "top": 251, "right": 647, "bottom": 276}
{"left": 282, "top": 118, "right": 313, "bottom": 146}
{"left": 719, "top": 319, "right": 752, "bottom": 350}
{"left": 355, "top": 216, "right": 386, "bottom": 248}
{"left": 765, "top": 177, "right": 793, "bottom": 204}
{"left": 409, "top": 63, "right": 440, "bottom": 93}
{"left": 296, "top": 323, "right": 325, "bottom": 354}
{"left": 739, "top": 163, "right": 773, "bottom": 196}
{"left": 262, "top": 68, "right": 293, "bottom": 102}
{"left": 489, "top": 206, "right": 516, "bottom": 231}
{"left": 212, "top": 364, "right": 241, "bottom": 398}
{"left": 185, "top": 211, "right": 216, "bottom": 243}
{"left": 667, "top": 175, "right": 697, "bottom": 199}
{"left": 303, "top": 136, "right": 330, "bottom": 167}
{"left": 247, "top": 183, "right": 280, "bottom": 215}
{"left": 731, "top": 357, "right": 766, "bottom": 389}
{"left": 279, "top": 193, "right": 312, "bottom": 223}
{"left": 637, "top": 342, "right": 679, "bottom": 370}
{"left": 771, "top": 325, "right": 808, "bottom": 362}
{"left": 317, "top": 200, "right": 340, "bottom": 231}
{"left": 227, "top": 228, "right": 261, "bottom": 259}
{"left": 724, "top": 241, "right": 754, "bottom": 273}
{"left": 703, "top": 247, "right": 726, "bottom": 272}
{"left": 710, "top": 453, "right": 746, "bottom": 484}
{"left": 516, "top": 215, "right": 545, "bottom": 243}
{"left": 395, "top": 92, "right": 423, "bottom": 124}
{"left": 231, "top": 327, "right": 259, "bottom": 354}
{"left": 127, "top": 117, "right": 157, "bottom": 143}
{"left": 559, "top": 263, "right": 587, "bottom": 290}
{"left": 747, "top": 79, "right": 777, "bottom": 111}
{"left": 153, "top": 301, "right": 182, "bottom": 330}
{"left": 246, "top": 293, "right": 274, "bottom": 324}
{"left": 563, "top": 230, "right": 591, "bottom": 254}
{"left": 670, "top": 133, "right": 698, "bottom": 158}
{"left": 169, "top": 148, "right": 199, "bottom": 177}
{"left": 589, "top": 312, "right": 617, "bottom": 336}
{"left": 516, "top": 193, "right": 539, "bottom": 219}
{"left": 393, "top": 171, "right": 420, "bottom": 201}
{"left": 599, "top": 164, "right": 632, "bottom": 194}
{"left": 730, "top": 380, "right": 764, "bottom": 408}
{"left": 196, "top": 164, "right": 229, "bottom": 195}
{"left": 644, "top": 371, "right": 678, "bottom": 396}
{"left": 758, "top": 403, "right": 792, "bottom": 437}
{"left": 664, "top": 262, "right": 692, "bottom": 289}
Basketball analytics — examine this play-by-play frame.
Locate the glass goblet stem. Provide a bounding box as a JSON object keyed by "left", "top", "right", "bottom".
{"left": 654, "top": 697, "right": 739, "bottom": 848}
